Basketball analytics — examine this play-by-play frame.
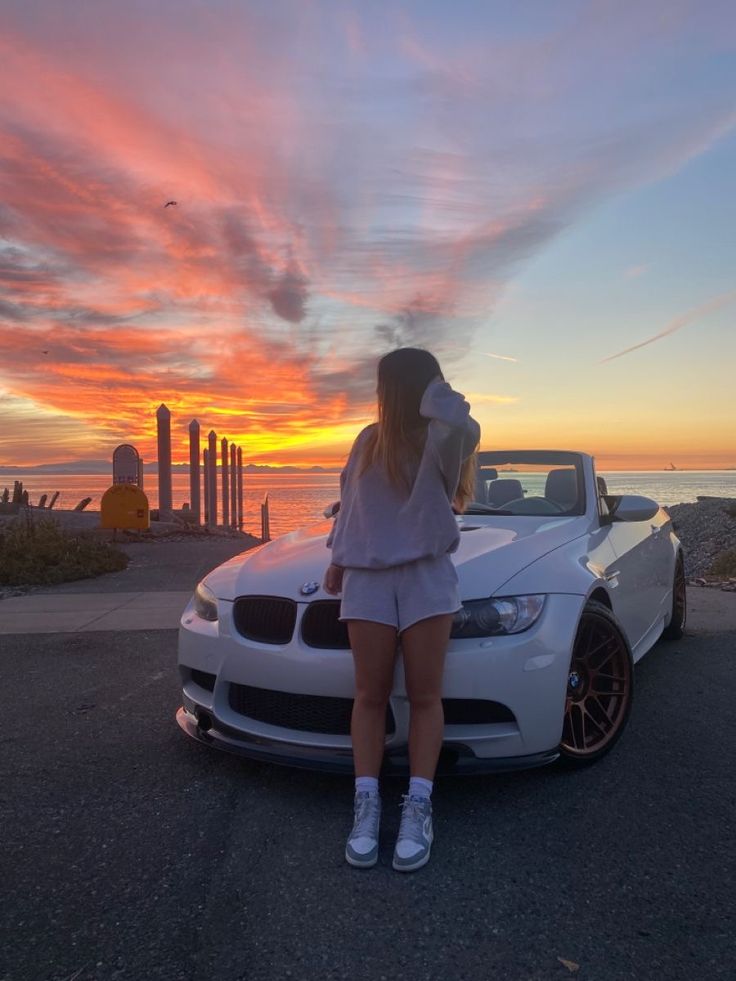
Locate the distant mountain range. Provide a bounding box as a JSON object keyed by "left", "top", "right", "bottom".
{"left": 0, "top": 460, "right": 340, "bottom": 475}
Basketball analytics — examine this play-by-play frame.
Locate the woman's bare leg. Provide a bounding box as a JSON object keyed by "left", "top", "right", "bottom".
{"left": 401, "top": 614, "right": 454, "bottom": 779}
{"left": 347, "top": 620, "right": 398, "bottom": 777}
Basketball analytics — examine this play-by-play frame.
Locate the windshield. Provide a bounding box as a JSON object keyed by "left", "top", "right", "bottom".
{"left": 465, "top": 451, "right": 586, "bottom": 517}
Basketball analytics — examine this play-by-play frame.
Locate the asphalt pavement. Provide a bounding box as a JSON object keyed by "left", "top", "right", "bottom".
{"left": 2, "top": 609, "right": 735, "bottom": 981}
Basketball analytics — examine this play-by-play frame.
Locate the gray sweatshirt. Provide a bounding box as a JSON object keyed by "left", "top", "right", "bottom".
{"left": 326, "top": 378, "right": 480, "bottom": 569}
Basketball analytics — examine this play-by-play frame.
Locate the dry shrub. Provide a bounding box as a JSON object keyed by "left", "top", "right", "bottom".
{"left": 0, "top": 515, "right": 128, "bottom": 586}
{"left": 710, "top": 548, "right": 736, "bottom": 578}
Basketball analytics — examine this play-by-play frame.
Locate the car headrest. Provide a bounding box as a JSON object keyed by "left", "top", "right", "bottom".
{"left": 475, "top": 467, "right": 497, "bottom": 503}
{"left": 486, "top": 478, "right": 523, "bottom": 508}
{"left": 544, "top": 469, "right": 578, "bottom": 509}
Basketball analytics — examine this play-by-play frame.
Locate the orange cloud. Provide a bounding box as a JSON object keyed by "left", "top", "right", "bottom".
{"left": 0, "top": 316, "right": 368, "bottom": 466}
{"left": 2, "top": 3, "right": 735, "bottom": 471}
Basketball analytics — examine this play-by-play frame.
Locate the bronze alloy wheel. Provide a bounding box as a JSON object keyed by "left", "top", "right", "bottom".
{"left": 559, "top": 600, "right": 633, "bottom": 766}
{"left": 662, "top": 551, "right": 686, "bottom": 640}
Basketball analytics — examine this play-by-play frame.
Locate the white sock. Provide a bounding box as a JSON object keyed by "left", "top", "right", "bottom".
{"left": 408, "top": 776, "right": 433, "bottom": 799}
{"left": 355, "top": 776, "right": 379, "bottom": 797}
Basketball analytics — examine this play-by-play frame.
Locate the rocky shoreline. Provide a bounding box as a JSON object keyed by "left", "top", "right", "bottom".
{"left": 666, "top": 496, "right": 736, "bottom": 585}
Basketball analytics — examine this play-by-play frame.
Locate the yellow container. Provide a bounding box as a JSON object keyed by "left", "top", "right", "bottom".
{"left": 100, "top": 483, "right": 150, "bottom": 530}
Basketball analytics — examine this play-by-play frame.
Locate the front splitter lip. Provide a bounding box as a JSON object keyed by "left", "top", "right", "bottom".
{"left": 176, "top": 707, "right": 559, "bottom": 776}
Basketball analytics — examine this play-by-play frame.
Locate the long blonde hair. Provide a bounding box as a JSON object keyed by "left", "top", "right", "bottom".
{"left": 361, "top": 348, "right": 443, "bottom": 490}
{"left": 453, "top": 453, "right": 477, "bottom": 513}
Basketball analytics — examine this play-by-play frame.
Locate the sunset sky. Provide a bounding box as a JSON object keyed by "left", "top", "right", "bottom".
{"left": 1, "top": 0, "right": 734, "bottom": 470}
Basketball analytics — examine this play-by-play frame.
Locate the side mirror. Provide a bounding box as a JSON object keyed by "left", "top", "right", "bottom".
{"left": 323, "top": 501, "right": 341, "bottom": 519}
{"left": 603, "top": 494, "right": 659, "bottom": 523}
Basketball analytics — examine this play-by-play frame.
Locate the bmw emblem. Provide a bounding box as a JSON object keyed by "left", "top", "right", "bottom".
{"left": 300, "top": 581, "right": 320, "bottom": 596}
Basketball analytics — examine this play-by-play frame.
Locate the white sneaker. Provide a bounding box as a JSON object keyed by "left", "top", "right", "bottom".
{"left": 392, "top": 794, "right": 433, "bottom": 872}
{"left": 345, "top": 791, "right": 381, "bottom": 868}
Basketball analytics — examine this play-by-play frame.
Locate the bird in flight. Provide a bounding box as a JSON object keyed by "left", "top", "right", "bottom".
{"left": 42, "top": 350, "right": 49, "bottom": 355}
{"left": 164, "top": 200, "right": 177, "bottom": 208}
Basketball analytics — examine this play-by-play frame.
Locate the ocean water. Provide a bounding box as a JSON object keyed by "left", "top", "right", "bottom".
{"left": 3, "top": 470, "right": 735, "bottom": 538}
{"left": 1, "top": 472, "right": 340, "bottom": 539}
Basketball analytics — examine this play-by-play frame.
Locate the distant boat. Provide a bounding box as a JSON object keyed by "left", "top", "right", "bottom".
{"left": 664, "top": 462, "right": 677, "bottom": 471}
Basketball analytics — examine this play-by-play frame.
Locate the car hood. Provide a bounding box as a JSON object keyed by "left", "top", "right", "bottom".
{"left": 205, "top": 516, "right": 590, "bottom": 602}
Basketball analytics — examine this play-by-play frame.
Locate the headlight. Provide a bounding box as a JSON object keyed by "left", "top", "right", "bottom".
{"left": 194, "top": 581, "right": 218, "bottom": 622}
{"left": 451, "top": 595, "right": 545, "bottom": 638}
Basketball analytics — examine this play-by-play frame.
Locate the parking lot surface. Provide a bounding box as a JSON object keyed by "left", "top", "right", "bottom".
{"left": 2, "top": 609, "right": 735, "bottom": 981}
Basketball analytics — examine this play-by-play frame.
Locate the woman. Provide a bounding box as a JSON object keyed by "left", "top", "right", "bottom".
{"left": 324, "top": 347, "right": 480, "bottom": 871}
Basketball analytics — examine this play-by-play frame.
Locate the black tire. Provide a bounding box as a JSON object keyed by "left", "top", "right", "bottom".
{"left": 661, "top": 551, "right": 686, "bottom": 641}
{"left": 558, "top": 600, "right": 634, "bottom": 767}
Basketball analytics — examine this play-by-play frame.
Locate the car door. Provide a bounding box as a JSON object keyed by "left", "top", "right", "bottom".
{"left": 648, "top": 506, "right": 678, "bottom": 620}
{"left": 605, "top": 514, "right": 666, "bottom": 657}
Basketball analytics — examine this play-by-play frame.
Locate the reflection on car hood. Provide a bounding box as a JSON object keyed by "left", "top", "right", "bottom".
{"left": 205, "top": 516, "right": 590, "bottom": 602}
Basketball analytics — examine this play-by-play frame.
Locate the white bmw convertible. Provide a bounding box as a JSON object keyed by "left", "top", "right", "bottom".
{"left": 176, "top": 451, "right": 686, "bottom": 773}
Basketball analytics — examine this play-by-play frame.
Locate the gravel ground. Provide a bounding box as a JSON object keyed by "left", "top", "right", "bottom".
{"left": 666, "top": 497, "right": 736, "bottom": 578}
{"left": 0, "top": 510, "right": 261, "bottom": 598}
{"left": 1, "top": 538, "right": 260, "bottom": 597}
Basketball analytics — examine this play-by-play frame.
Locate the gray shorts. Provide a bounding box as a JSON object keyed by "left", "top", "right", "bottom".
{"left": 340, "top": 554, "right": 461, "bottom": 634}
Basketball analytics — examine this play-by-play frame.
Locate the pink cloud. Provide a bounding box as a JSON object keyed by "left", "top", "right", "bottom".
{"left": 0, "top": 0, "right": 735, "bottom": 464}
{"left": 625, "top": 264, "right": 650, "bottom": 279}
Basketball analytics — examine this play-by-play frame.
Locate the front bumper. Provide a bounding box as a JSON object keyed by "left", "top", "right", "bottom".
{"left": 176, "top": 706, "right": 559, "bottom": 774}
{"left": 177, "top": 591, "right": 585, "bottom": 775}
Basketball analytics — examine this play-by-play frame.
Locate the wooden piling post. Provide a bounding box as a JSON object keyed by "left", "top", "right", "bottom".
{"left": 203, "top": 448, "right": 209, "bottom": 523}
{"left": 156, "top": 404, "right": 173, "bottom": 520}
{"left": 236, "top": 446, "right": 244, "bottom": 531}
{"left": 261, "top": 493, "right": 271, "bottom": 542}
{"left": 221, "top": 437, "right": 230, "bottom": 528}
{"left": 230, "top": 443, "right": 237, "bottom": 528}
{"left": 207, "top": 430, "right": 217, "bottom": 527}
{"left": 189, "top": 420, "right": 201, "bottom": 525}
